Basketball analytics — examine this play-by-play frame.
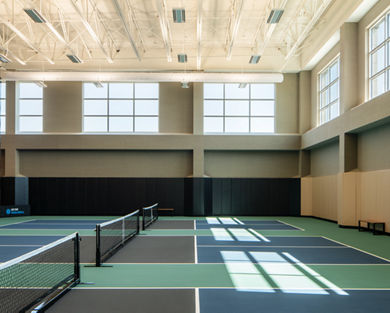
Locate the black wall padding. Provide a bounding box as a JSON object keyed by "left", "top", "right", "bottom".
{"left": 29, "top": 177, "right": 300, "bottom": 216}
{"left": 0, "top": 177, "right": 29, "bottom": 205}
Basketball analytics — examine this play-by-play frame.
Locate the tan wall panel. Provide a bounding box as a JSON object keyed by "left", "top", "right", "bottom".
{"left": 310, "top": 140, "right": 339, "bottom": 176}
{"left": 312, "top": 175, "right": 338, "bottom": 221}
{"left": 359, "top": 169, "right": 390, "bottom": 232}
{"left": 204, "top": 151, "right": 299, "bottom": 178}
{"left": 276, "top": 73, "right": 299, "bottom": 133}
{"left": 43, "top": 82, "right": 82, "bottom": 133}
{"left": 300, "top": 177, "right": 312, "bottom": 216}
{"left": 337, "top": 172, "right": 357, "bottom": 226}
{"left": 159, "top": 82, "right": 193, "bottom": 133}
{"left": 19, "top": 150, "right": 193, "bottom": 177}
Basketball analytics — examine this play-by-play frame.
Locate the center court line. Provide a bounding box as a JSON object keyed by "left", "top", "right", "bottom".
{"left": 276, "top": 220, "right": 305, "bottom": 231}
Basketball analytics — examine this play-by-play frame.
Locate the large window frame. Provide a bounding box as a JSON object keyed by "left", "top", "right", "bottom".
{"left": 82, "top": 82, "right": 159, "bottom": 133}
{"left": 17, "top": 82, "right": 43, "bottom": 133}
{"left": 318, "top": 57, "right": 340, "bottom": 125}
{"left": 203, "top": 83, "right": 275, "bottom": 134}
{"left": 368, "top": 11, "right": 390, "bottom": 99}
{"left": 0, "top": 82, "right": 5, "bottom": 133}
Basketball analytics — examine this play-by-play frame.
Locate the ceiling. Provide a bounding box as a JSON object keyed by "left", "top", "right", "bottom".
{"left": 0, "top": 0, "right": 377, "bottom": 74}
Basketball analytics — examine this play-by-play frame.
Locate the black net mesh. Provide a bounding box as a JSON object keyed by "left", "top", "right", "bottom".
{"left": 142, "top": 204, "right": 159, "bottom": 230}
{"left": 96, "top": 210, "right": 139, "bottom": 266}
{"left": 0, "top": 233, "right": 79, "bottom": 313}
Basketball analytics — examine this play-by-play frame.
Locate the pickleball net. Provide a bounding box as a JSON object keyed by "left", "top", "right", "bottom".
{"left": 95, "top": 209, "right": 140, "bottom": 267}
{"left": 142, "top": 203, "right": 159, "bottom": 230}
{"left": 0, "top": 232, "right": 80, "bottom": 313}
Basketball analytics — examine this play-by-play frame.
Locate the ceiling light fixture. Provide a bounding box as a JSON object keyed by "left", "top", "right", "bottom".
{"left": 23, "top": 8, "right": 47, "bottom": 23}
{"left": 35, "top": 81, "right": 47, "bottom": 88}
{"left": 267, "top": 9, "right": 284, "bottom": 24}
{"left": 173, "top": 8, "right": 186, "bottom": 23}
{"left": 66, "top": 54, "right": 83, "bottom": 63}
{"left": 181, "top": 82, "right": 190, "bottom": 88}
{"left": 93, "top": 82, "right": 104, "bottom": 88}
{"left": 249, "top": 55, "right": 261, "bottom": 64}
{"left": 178, "top": 54, "right": 187, "bottom": 63}
{"left": 238, "top": 83, "right": 247, "bottom": 88}
{"left": 0, "top": 54, "right": 11, "bottom": 63}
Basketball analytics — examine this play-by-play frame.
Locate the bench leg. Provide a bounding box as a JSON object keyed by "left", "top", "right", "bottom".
{"left": 358, "top": 221, "right": 361, "bottom": 232}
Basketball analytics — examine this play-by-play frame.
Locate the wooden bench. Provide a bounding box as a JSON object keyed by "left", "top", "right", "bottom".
{"left": 358, "top": 219, "right": 385, "bottom": 235}
{"left": 158, "top": 208, "right": 174, "bottom": 216}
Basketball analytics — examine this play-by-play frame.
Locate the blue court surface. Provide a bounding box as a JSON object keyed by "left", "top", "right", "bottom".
{"left": 0, "top": 235, "right": 64, "bottom": 261}
{"left": 0, "top": 219, "right": 107, "bottom": 229}
{"left": 199, "top": 289, "right": 390, "bottom": 313}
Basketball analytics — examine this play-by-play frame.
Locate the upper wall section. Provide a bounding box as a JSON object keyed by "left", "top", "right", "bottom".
{"left": 358, "top": 121, "right": 390, "bottom": 171}
{"left": 310, "top": 140, "right": 340, "bottom": 177}
{"left": 4, "top": 77, "right": 299, "bottom": 136}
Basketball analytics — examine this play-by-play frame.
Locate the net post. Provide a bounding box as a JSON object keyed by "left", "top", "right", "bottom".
{"left": 96, "top": 224, "right": 101, "bottom": 267}
{"left": 74, "top": 233, "right": 81, "bottom": 281}
{"left": 137, "top": 210, "right": 140, "bottom": 234}
{"left": 142, "top": 207, "right": 146, "bottom": 231}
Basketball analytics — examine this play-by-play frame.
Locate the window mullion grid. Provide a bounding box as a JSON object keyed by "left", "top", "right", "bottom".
{"left": 133, "top": 83, "right": 135, "bottom": 132}
{"left": 223, "top": 84, "right": 226, "bottom": 133}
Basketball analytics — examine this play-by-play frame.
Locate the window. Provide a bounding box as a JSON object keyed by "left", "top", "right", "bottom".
{"left": 83, "top": 83, "right": 159, "bottom": 132}
{"left": 318, "top": 57, "right": 340, "bottom": 125}
{"left": 0, "top": 82, "right": 5, "bottom": 133}
{"left": 203, "top": 83, "right": 275, "bottom": 133}
{"left": 368, "top": 12, "right": 390, "bottom": 99}
{"left": 18, "top": 83, "right": 43, "bottom": 132}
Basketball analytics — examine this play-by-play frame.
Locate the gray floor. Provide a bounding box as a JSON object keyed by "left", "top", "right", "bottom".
{"left": 107, "top": 236, "right": 195, "bottom": 263}
{"left": 148, "top": 220, "right": 195, "bottom": 230}
{"left": 46, "top": 289, "right": 195, "bottom": 313}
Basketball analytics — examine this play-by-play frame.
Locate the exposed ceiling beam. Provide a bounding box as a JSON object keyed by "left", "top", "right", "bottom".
{"left": 155, "top": 0, "right": 173, "bottom": 62}
{"left": 197, "top": 0, "right": 203, "bottom": 70}
{"left": 252, "top": 0, "right": 288, "bottom": 57}
{"left": 0, "top": 18, "right": 55, "bottom": 64}
{"left": 4, "top": 71, "right": 284, "bottom": 83}
{"left": 69, "top": 0, "right": 113, "bottom": 63}
{"left": 226, "top": 0, "right": 245, "bottom": 60}
{"left": 282, "top": 0, "right": 333, "bottom": 70}
{"left": 112, "top": 0, "right": 142, "bottom": 61}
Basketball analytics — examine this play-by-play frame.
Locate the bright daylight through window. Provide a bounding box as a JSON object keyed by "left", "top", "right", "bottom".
{"left": 18, "top": 82, "right": 43, "bottom": 133}
{"left": 83, "top": 83, "right": 159, "bottom": 133}
{"left": 318, "top": 57, "right": 340, "bottom": 125}
{"left": 369, "top": 11, "right": 390, "bottom": 99}
{"left": 204, "top": 83, "right": 275, "bottom": 133}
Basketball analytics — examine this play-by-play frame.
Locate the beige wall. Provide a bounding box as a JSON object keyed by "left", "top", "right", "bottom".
{"left": 276, "top": 73, "right": 299, "bottom": 133}
{"left": 204, "top": 151, "right": 299, "bottom": 178}
{"left": 312, "top": 175, "right": 338, "bottom": 221}
{"left": 159, "top": 82, "right": 193, "bottom": 134}
{"left": 19, "top": 150, "right": 193, "bottom": 177}
{"left": 310, "top": 140, "right": 339, "bottom": 176}
{"left": 44, "top": 82, "right": 82, "bottom": 133}
{"left": 357, "top": 122, "right": 390, "bottom": 171}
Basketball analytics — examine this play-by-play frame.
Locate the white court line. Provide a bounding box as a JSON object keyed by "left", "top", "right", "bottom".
{"left": 322, "top": 236, "right": 390, "bottom": 263}
{"left": 0, "top": 219, "right": 37, "bottom": 228}
{"left": 195, "top": 288, "right": 200, "bottom": 313}
{"left": 197, "top": 245, "right": 347, "bottom": 248}
{"left": 233, "top": 218, "right": 244, "bottom": 225}
{"left": 71, "top": 286, "right": 390, "bottom": 290}
{"left": 0, "top": 244, "right": 42, "bottom": 247}
{"left": 277, "top": 220, "right": 305, "bottom": 231}
{"left": 248, "top": 228, "right": 271, "bottom": 242}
